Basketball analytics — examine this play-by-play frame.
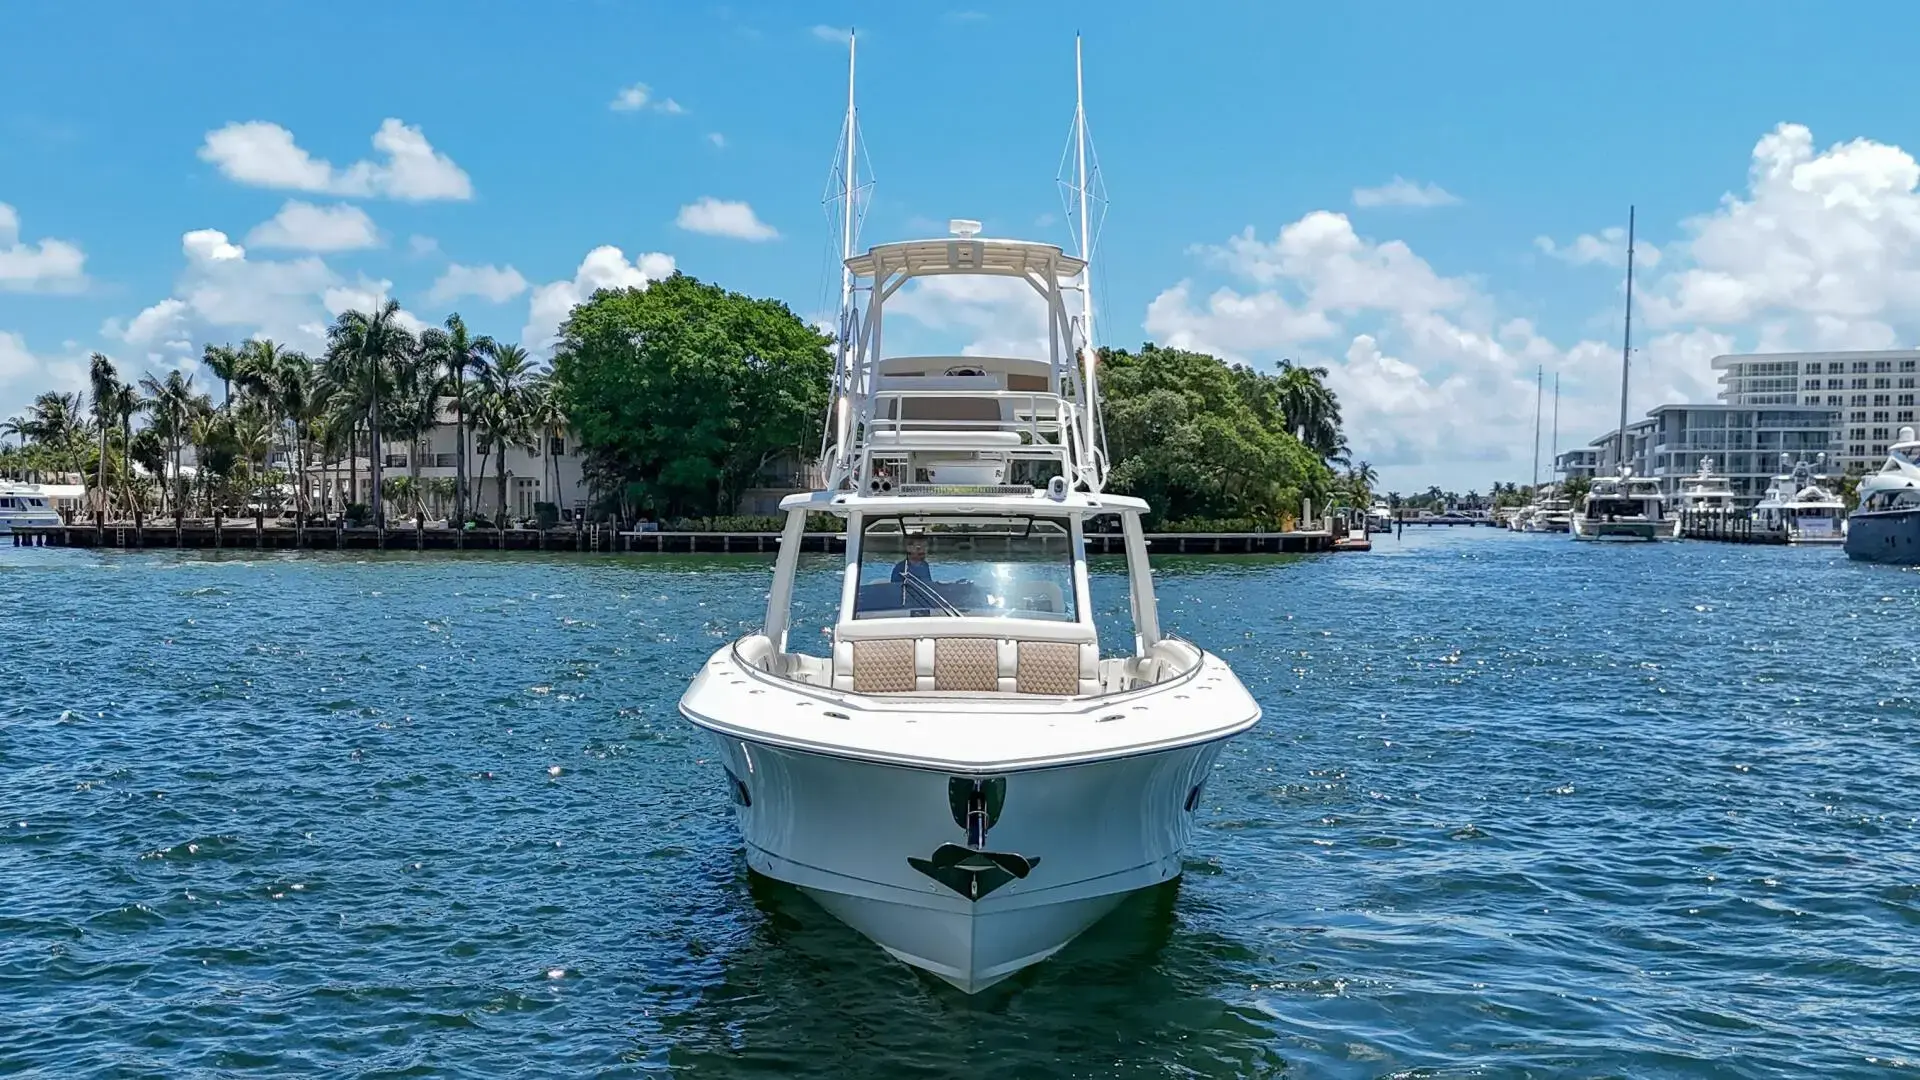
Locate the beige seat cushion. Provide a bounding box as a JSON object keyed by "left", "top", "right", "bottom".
{"left": 851, "top": 638, "right": 916, "bottom": 693}
{"left": 934, "top": 638, "right": 998, "bottom": 692}
{"left": 1016, "top": 640, "right": 1080, "bottom": 695}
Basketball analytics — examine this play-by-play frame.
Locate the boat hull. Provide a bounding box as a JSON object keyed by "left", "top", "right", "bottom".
{"left": 1845, "top": 508, "right": 1920, "bottom": 564}
{"left": 1570, "top": 517, "right": 1679, "bottom": 541}
{"left": 697, "top": 732, "right": 1224, "bottom": 992}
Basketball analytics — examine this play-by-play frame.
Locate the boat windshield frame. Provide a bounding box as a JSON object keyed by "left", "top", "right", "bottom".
{"left": 850, "top": 512, "right": 1083, "bottom": 624}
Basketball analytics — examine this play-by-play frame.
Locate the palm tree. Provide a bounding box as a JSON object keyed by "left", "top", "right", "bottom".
{"left": 1275, "top": 362, "right": 1345, "bottom": 462}
{"left": 478, "top": 341, "right": 536, "bottom": 523}
{"left": 326, "top": 301, "right": 414, "bottom": 523}
{"left": 527, "top": 377, "right": 564, "bottom": 517}
{"left": 381, "top": 340, "right": 446, "bottom": 518}
{"left": 203, "top": 342, "right": 243, "bottom": 412}
{"left": 139, "top": 369, "right": 200, "bottom": 515}
{"left": 420, "top": 313, "right": 493, "bottom": 525}
{"left": 87, "top": 353, "right": 119, "bottom": 515}
{"left": 112, "top": 382, "right": 139, "bottom": 512}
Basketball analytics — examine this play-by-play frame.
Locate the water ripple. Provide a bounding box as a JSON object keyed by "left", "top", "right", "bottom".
{"left": 3, "top": 534, "right": 1918, "bottom": 1076}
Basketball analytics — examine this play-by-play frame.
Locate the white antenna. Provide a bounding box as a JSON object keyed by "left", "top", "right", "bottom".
{"left": 821, "top": 28, "right": 872, "bottom": 486}
{"left": 1063, "top": 33, "right": 1106, "bottom": 486}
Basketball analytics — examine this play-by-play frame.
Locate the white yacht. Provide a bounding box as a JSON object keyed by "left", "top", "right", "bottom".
{"left": 1571, "top": 469, "right": 1680, "bottom": 541}
{"left": 1846, "top": 426, "right": 1920, "bottom": 563}
{"left": 1365, "top": 501, "right": 1392, "bottom": 533}
{"left": 678, "top": 42, "right": 1260, "bottom": 994}
{"left": 1750, "top": 454, "right": 1845, "bottom": 544}
{"left": 1572, "top": 207, "right": 1677, "bottom": 541}
{"left": 0, "top": 481, "right": 64, "bottom": 535}
{"left": 1523, "top": 488, "right": 1572, "bottom": 533}
{"left": 1674, "top": 458, "right": 1738, "bottom": 521}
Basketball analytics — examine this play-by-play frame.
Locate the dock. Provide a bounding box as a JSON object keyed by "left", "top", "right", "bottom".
{"left": 9, "top": 517, "right": 1334, "bottom": 556}
{"left": 1677, "top": 511, "right": 1786, "bottom": 545}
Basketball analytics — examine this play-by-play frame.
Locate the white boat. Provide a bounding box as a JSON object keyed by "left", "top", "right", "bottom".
{"left": 1571, "top": 207, "right": 1677, "bottom": 542}
{"left": 0, "top": 481, "right": 64, "bottom": 535}
{"left": 1508, "top": 505, "right": 1536, "bottom": 531}
{"left": 1365, "top": 501, "right": 1392, "bottom": 533}
{"left": 678, "top": 39, "right": 1261, "bottom": 994}
{"left": 1675, "top": 458, "right": 1738, "bottom": 521}
{"left": 1523, "top": 488, "right": 1572, "bottom": 533}
{"left": 1750, "top": 454, "right": 1845, "bottom": 544}
{"left": 1846, "top": 426, "right": 1920, "bottom": 563}
{"left": 1572, "top": 469, "right": 1680, "bottom": 541}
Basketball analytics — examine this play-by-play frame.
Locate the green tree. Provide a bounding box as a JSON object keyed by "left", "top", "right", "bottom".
{"left": 1100, "top": 343, "right": 1331, "bottom": 526}
{"left": 327, "top": 301, "right": 414, "bottom": 523}
{"left": 420, "top": 313, "right": 492, "bottom": 523}
{"left": 476, "top": 342, "right": 537, "bottom": 522}
{"left": 87, "top": 352, "right": 120, "bottom": 514}
{"left": 203, "top": 342, "right": 243, "bottom": 412}
{"left": 139, "top": 370, "right": 203, "bottom": 514}
{"left": 550, "top": 273, "right": 832, "bottom": 519}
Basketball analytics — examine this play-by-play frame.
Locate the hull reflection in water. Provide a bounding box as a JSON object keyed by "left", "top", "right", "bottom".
{"left": 703, "top": 734, "right": 1223, "bottom": 993}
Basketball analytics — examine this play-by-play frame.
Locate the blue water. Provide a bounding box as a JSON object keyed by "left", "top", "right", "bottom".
{"left": 3, "top": 530, "right": 1918, "bottom": 1078}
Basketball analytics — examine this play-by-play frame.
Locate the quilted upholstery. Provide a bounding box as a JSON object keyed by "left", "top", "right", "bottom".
{"left": 1016, "top": 640, "right": 1080, "bottom": 695}
{"left": 934, "top": 638, "right": 998, "bottom": 691}
{"left": 851, "top": 638, "right": 916, "bottom": 693}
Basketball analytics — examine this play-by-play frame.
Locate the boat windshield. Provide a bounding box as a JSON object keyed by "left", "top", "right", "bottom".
{"left": 854, "top": 514, "right": 1078, "bottom": 622}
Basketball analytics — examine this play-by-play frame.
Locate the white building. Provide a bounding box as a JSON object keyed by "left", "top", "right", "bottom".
{"left": 1712, "top": 349, "right": 1920, "bottom": 474}
{"left": 1584, "top": 403, "right": 1841, "bottom": 507}
{"left": 1554, "top": 447, "right": 1601, "bottom": 480}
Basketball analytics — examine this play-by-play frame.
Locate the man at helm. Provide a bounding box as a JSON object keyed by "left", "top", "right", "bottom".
{"left": 891, "top": 533, "right": 934, "bottom": 583}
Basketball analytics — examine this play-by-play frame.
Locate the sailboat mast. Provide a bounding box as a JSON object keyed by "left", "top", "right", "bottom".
{"left": 1551, "top": 372, "right": 1560, "bottom": 475}
{"left": 1616, "top": 205, "right": 1636, "bottom": 471}
{"left": 1530, "top": 365, "right": 1543, "bottom": 491}
{"left": 1073, "top": 34, "right": 1102, "bottom": 485}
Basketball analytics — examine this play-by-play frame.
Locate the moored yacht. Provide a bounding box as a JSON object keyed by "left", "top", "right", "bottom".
{"left": 1571, "top": 468, "right": 1680, "bottom": 541}
{"left": 1750, "top": 454, "right": 1845, "bottom": 544}
{"left": 1523, "top": 486, "right": 1572, "bottom": 533}
{"left": 1674, "top": 458, "right": 1737, "bottom": 521}
{"left": 1846, "top": 426, "right": 1920, "bottom": 563}
{"left": 1365, "top": 500, "right": 1392, "bottom": 533}
{"left": 1572, "top": 207, "right": 1677, "bottom": 541}
{"left": 678, "top": 40, "right": 1261, "bottom": 993}
{"left": 0, "top": 481, "right": 64, "bottom": 535}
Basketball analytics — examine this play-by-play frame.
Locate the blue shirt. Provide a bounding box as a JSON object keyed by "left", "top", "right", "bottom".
{"left": 891, "top": 558, "right": 932, "bottom": 583}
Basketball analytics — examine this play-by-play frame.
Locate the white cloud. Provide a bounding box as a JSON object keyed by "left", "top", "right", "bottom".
{"left": 1197, "top": 212, "right": 1473, "bottom": 315}
{"left": 610, "top": 84, "right": 651, "bottom": 112}
{"left": 104, "top": 228, "right": 416, "bottom": 365}
{"left": 1351, "top": 177, "right": 1461, "bottom": 209}
{"left": 322, "top": 280, "right": 430, "bottom": 336}
{"left": 674, "top": 197, "right": 779, "bottom": 241}
{"left": 429, "top": 263, "right": 530, "bottom": 305}
{"left": 610, "top": 83, "right": 685, "bottom": 114}
{"left": 407, "top": 234, "right": 440, "bottom": 257}
{"left": 0, "top": 202, "right": 87, "bottom": 292}
{"left": 0, "top": 331, "right": 89, "bottom": 424}
{"left": 1146, "top": 211, "right": 1619, "bottom": 485}
{"left": 198, "top": 118, "right": 472, "bottom": 201}
{"left": 1534, "top": 226, "right": 1663, "bottom": 269}
{"left": 522, "top": 246, "right": 676, "bottom": 354}
{"left": 245, "top": 200, "right": 380, "bottom": 252}
{"left": 887, "top": 274, "right": 1054, "bottom": 358}
{"left": 811, "top": 25, "right": 852, "bottom": 44}
{"left": 706, "top": 132, "right": 726, "bottom": 149}
{"left": 1641, "top": 122, "right": 1920, "bottom": 340}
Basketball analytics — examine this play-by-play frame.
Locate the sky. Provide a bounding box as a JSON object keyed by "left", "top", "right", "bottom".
{"left": 7, "top": 1, "right": 1920, "bottom": 493}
